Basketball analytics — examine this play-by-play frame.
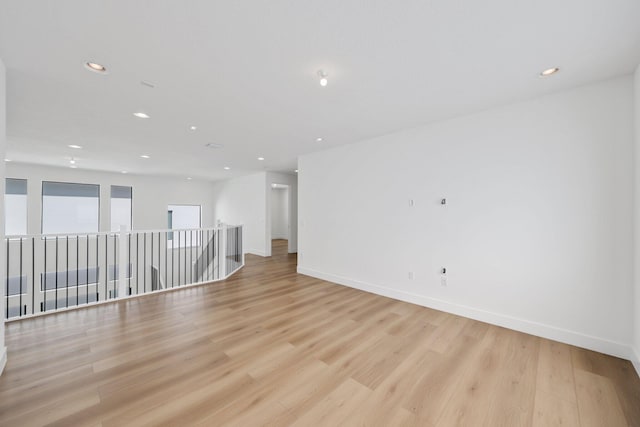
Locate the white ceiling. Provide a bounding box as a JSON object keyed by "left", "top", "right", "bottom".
{"left": 1, "top": 0, "right": 639, "bottom": 181}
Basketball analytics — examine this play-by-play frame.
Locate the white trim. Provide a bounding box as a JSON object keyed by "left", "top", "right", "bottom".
{"left": 632, "top": 347, "right": 640, "bottom": 379}
{"left": 0, "top": 346, "right": 6, "bottom": 376}
{"left": 247, "top": 249, "right": 268, "bottom": 257}
{"left": 298, "top": 266, "right": 633, "bottom": 361}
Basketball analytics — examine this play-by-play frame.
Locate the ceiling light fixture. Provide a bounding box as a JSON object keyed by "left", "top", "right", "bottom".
{"left": 190, "top": 126, "right": 197, "bottom": 131}
{"left": 85, "top": 62, "right": 107, "bottom": 73}
{"left": 140, "top": 154, "right": 150, "bottom": 159}
{"left": 258, "top": 157, "right": 265, "bottom": 161}
{"left": 317, "top": 70, "right": 328, "bottom": 87}
{"left": 68, "top": 144, "right": 83, "bottom": 149}
{"left": 121, "top": 171, "right": 128, "bottom": 174}
{"left": 4, "top": 159, "right": 11, "bottom": 162}
{"left": 316, "top": 137, "right": 323, "bottom": 142}
{"left": 223, "top": 166, "right": 231, "bottom": 170}
{"left": 133, "top": 112, "right": 150, "bottom": 119}
{"left": 187, "top": 177, "right": 192, "bottom": 180}
{"left": 294, "top": 169, "right": 298, "bottom": 173}
{"left": 540, "top": 67, "right": 560, "bottom": 77}
{"left": 69, "top": 158, "right": 76, "bottom": 164}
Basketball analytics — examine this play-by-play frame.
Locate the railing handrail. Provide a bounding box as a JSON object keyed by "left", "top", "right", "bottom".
{"left": 5, "top": 224, "right": 244, "bottom": 240}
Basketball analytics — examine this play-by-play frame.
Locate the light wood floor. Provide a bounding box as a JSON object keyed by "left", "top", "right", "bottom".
{"left": 1, "top": 239, "right": 639, "bottom": 426}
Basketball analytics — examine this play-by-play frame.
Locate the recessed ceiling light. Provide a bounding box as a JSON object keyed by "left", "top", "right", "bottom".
{"left": 5, "top": 159, "right": 12, "bottom": 162}
{"left": 133, "top": 112, "right": 150, "bottom": 119}
{"left": 316, "top": 137, "right": 323, "bottom": 142}
{"left": 258, "top": 157, "right": 265, "bottom": 161}
{"left": 187, "top": 177, "right": 192, "bottom": 180}
{"left": 223, "top": 166, "right": 231, "bottom": 170}
{"left": 540, "top": 67, "right": 560, "bottom": 77}
{"left": 68, "top": 144, "right": 83, "bottom": 149}
{"left": 85, "top": 62, "right": 107, "bottom": 73}
{"left": 140, "top": 154, "right": 150, "bottom": 159}
{"left": 69, "top": 158, "right": 76, "bottom": 164}
{"left": 121, "top": 171, "right": 128, "bottom": 174}
{"left": 205, "top": 143, "right": 224, "bottom": 149}
{"left": 294, "top": 169, "right": 298, "bottom": 173}
{"left": 317, "top": 70, "right": 328, "bottom": 87}
{"left": 190, "top": 126, "right": 197, "bottom": 131}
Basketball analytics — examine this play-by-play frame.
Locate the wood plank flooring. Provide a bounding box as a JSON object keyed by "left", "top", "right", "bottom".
{"left": 0, "top": 239, "right": 639, "bottom": 426}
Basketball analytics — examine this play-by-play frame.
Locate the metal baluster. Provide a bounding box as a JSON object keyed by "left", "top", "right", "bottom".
{"left": 32, "top": 236, "right": 35, "bottom": 315}
{"left": 66, "top": 236, "right": 69, "bottom": 309}
{"left": 76, "top": 236, "right": 79, "bottom": 306}
{"left": 128, "top": 233, "right": 131, "bottom": 295}
{"left": 5, "top": 239, "right": 9, "bottom": 318}
{"left": 55, "top": 236, "right": 59, "bottom": 310}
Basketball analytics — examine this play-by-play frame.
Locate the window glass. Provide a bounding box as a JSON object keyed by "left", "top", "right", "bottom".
{"left": 110, "top": 185, "right": 132, "bottom": 232}
{"left": 42, "top": 181, "right": 99, "bottom": 235}
{"left": 167, "top": 204, "right": 201, "bottom": 247}
{"left": 5, "top": 178, "right": 27, "bottom": 235}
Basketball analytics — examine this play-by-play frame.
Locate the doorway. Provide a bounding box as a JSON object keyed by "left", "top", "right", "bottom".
{"left": 270, "top": 183, "right": 289, "bottom": 255}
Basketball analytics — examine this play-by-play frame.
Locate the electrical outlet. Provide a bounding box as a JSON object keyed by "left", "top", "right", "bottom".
{"left": 440, "top": 275, "right": 447, "bottom": 286}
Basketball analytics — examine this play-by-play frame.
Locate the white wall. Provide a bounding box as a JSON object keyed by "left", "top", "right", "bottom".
{"left": 267, "top": 172, "right": 298, "bottom": 255}
{"left": 299, "top": 75, "right": 635, "bottom": 359}
{"left": 0, "top": 58, "right": 7, "bottom": 376}
{"left": 271, "top": 188, "right": 289, "bottom": 240}
{"left": 212, "top": 172, "right": 298, "bottom": 257}
{"left": 212, "top": 172, "right": 267, "bottom": 256}
{"left": 634, "top": 64, "right": 640, "bottom": 375}
{"left": 5, "top": 163, "right": 216, "bottom": 234}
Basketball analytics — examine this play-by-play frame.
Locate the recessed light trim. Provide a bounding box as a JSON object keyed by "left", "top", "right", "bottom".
{"left": 68, "top": 144, "right": 83, "bottom": 149}
{"left": 190, "top": 126, "right": 197, "bottom": 131}
{"left": 540, "top": 67, "right": 560, "bottom": 77}
{"left": 316, "top": 137, "right": 323, "bottom": 143}
{"left": 223, "top": 166, "right": 231, "bottom": 170}
{"left": 140, "top": 154, "right": 150, "bottom": 159}
{"left": 258, "top": 157, "right": 265, "bottom": 161}
{"left": 317, "top": 70, "right": 328, "bottom": 87}
{"left": 85, "top": 62, "right": 107, "bottom": 73}
{"left": 133, "top": 112, "right": 150, "bottom": 119}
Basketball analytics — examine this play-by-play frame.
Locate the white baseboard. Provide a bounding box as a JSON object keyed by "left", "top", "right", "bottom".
{"left": 0, "top": 346, "right": 6, "bottom": 377}
{"left": 297, "top": 266, "right": 633, "bottom": 361}
{"left": 247, "top": 249, "right": 267, "bottom": 257}
{"left": 632, "top": 347, "right": 640, "bottom": 379}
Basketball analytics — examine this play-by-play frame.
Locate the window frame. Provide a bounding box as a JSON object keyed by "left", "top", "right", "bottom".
{"left": 5, "top": 177, "right": 28, "bottom": 237}
{"left": 110, "top": 185, "right": 133, "bottom": 232}
{"left": 41, "top": 180, "right": 101, "bottom": 236}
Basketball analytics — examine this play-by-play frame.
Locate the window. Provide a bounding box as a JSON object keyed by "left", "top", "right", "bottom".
{"left": 42, "top": 182, "right": 100, "bottom": 235}
{"left": 168, "top": 204, "right": 201, "bottom": 247}
{"left": 110, "top": 185, "right": 132, "bottom": 232}
{"left": 5, "top": 178, "right": 27, "bottom": 235}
